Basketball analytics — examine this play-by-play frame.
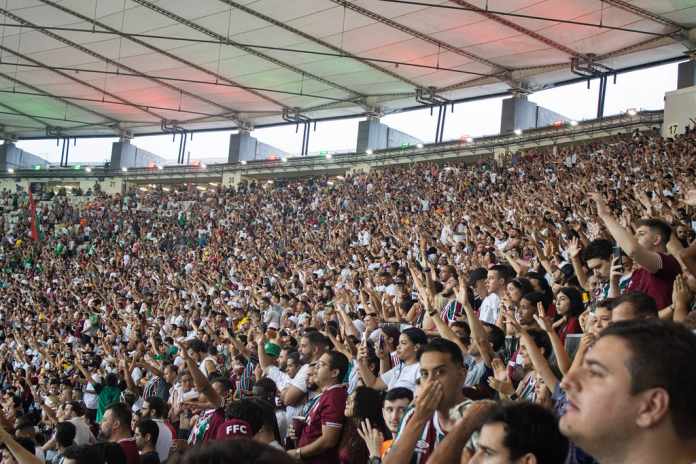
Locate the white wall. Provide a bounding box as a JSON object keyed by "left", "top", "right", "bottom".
{"left": 663, "top": 86, "right": 696, "bottom": 137}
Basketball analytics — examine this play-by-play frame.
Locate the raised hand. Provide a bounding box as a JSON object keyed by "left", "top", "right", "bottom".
{"left": 532, "top": 302, "right": 554, "bottom": 333}
{"left": 566, "top": 237, "right": 582, "bottom": 260}
{"left": 356, "top": 418, "right": 385, "bottom": 458}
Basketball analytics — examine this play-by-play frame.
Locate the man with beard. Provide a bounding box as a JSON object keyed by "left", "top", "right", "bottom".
{"left": 280, "top": 331, "right": 329, "bottom": 408}
{"left": 99, "top": 402, "right": 140, "bottom": 464}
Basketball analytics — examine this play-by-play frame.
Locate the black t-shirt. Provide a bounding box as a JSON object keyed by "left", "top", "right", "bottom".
{"left": 140, "top": 451, "right": 160, "bottom": 464}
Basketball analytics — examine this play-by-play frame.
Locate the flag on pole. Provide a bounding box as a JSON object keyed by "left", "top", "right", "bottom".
{"left": 28, "top": 190, "right": 38, "bottom": 241}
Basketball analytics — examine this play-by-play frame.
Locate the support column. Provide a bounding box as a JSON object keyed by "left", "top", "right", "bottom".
{"left": 228, "top": 131, "right": 257, "bottom": 163}
{"left": 677, "top": 60, "right": 696, "bottom": 89}
{"left": 110, "top": 138, "right": 166, "bottom": 171}
{"left": 356, "top": 118, "right": 422, "bottom": 153}
{"left": 500, "top": 95, "right": 570, "bottom": 134}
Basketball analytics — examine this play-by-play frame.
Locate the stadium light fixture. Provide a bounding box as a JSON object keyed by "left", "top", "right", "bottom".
{"left": 513, "top": 128, "right": 523, "bottom": 136}
{"left": 366, "top": 149, "right": 373, "bottom": 155}
{"left": 282, "top": 157, "right": 288, "bottom": 162}
{"left": 33, "top": 165, "right": 41, "bottom": 171}
{"left": 7, "top": 168, "right": 14, "bottom": 174}
{"left": 157, "top": 165, "right": 164, "bottom": 170}
{"left": 85, "top": 167, "right": 92, "bottom": 173}
{"left": 201, "top": 163, "right": 207, "bottom": 169}
{"left": 416, "top": 143, "right": 424, "bottom": 149}
{"left": 240, "top": 160, "right": 247, "bottom": 165}
{"left": 627, "top": 108, "right": 637, "bottom": 116}
{"left": 121, "top": 167, "right": 128, "bottom": 172}
{"left": 326, "top": 153, "right": 332, "bottom": 159}
{"left": 466, "top": 137, "right": 474, "bottom": 143}
{"left": 570, "top": 120, "right": 579, "bottom": 127}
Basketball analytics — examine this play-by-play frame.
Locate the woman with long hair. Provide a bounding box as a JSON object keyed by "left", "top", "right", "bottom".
{"left": 338, "top": 386, "right": 391, "bottom": 464}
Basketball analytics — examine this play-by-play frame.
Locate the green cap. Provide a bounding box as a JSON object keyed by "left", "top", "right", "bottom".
{"left": 264, "top": 342, "right": 281, "bottom": 358}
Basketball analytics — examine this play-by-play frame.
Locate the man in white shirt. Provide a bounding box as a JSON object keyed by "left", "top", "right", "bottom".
{"left": 478, "top": 265, "right": 510, "bottom": 324}
{"left": 64, "top": 401, "right": 96, "bottom": 446}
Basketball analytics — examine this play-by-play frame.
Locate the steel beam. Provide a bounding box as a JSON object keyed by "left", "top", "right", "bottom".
{"left": 131, "top": 0, "right": 365, "bottom": 100}
{"left": 0, "top": 45, "right": 166, "bottom": 121}
{"left": 601, "top": 0, "right": 685, "bottom": 32}
{"left": 328, "top": 0, "right": 510, "bottom": 73}
{"left": 216, "top": 0, "right": 421, "bottom": 89}
{"left": 448, "top": 0, "right": 583, "bottom": 58}
{"left": 0, "top": 70, "right": 119, "bottom": 128}
{"left": 3, "top": 4, "right": 243, "bottom": 124}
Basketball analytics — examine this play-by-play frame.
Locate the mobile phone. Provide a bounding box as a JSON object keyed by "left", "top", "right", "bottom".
{"left": 613, "top": 245, "right": 623, "bottom": 265}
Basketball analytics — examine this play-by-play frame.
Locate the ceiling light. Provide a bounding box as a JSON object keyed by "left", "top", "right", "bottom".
{"left": 282, "top": 157, "right": 288, "bottom": 162}
{"left": 570, "top": 120, "right": 579, "bottom": 127}
{"left": 513, "top": 129, "right": 522, "bottom": 136}
{"left": 326, "top": 154, "right": 332, "bottom": 159}
{"left": 366, "top": 149, "right": 373, "bottom": 155}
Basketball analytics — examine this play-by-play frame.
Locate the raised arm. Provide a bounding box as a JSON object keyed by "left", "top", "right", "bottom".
{"left": 456, "top": 279, "right": 494, "bottom": 367}
{"left": 591, "top": 193, "right": 662, "bottom": 273}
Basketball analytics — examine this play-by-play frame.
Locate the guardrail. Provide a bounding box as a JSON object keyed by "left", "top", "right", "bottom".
{"left": 0, "top": 111, "right": 663, "bottom": 181}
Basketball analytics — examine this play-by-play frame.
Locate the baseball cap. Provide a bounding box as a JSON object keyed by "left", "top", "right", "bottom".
{"left": 267, "top": 321, "right": 279, "bottom": 331}
{"left": 215, "top": 419, "right": 254, "bottom": 440}
{"left": 264, "top": 342, "right": 281, "bottom": 358}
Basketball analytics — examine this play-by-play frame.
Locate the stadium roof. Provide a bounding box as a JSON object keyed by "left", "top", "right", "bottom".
{"left": 0, "top": 0, "right": 693, "bottom": 139}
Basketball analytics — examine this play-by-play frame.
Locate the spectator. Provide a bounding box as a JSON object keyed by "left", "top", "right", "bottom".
{"left": 560, "top": 320, "right": 696, "bottom": 463}
{"left": 290, "top": 351, "right": 350, "bottom": 462}
{"left": 99, "top": 403, "right": 140, "bottom": 464}
{"left": 134, "top": 419, "right": 159, "bottom": 464}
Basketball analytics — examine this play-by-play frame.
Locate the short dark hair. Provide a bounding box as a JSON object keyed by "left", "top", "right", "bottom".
{"left": 582, "top": 239, "right": 613, "bottom": 262}
{"left": 105, "top": 403, "right": 132, "bottom": 431}
{"left": 526, "top": 329, "right": 552, "bottom": 358}
{"left": 326, "top": 350, "right": 350, "bottom": 382}
{"left": 417, "top": 337, "right": 464, "bottom": 367}
{"left": 56, "top": 421, "right": 77, "bottom": 448}
{"left": 136, "top": 419, "right": 159, "bottom": 447}
{"left": 189, "top": 338, "right": 208, "bottom": 354}
{"left": 636, "top": 218, "right": 672, "bottom": 246}
{"left": 484, "top": 402, "right": 568, "bottom": 463}
{"left": 304, "top": 331, "right": 329, "bottom": 350}
{"left": 482, "top": 322, "right": 506, "bottom": 352}
{"left": 68, "top": 401, "right": 85, "bottom": 417}
{"left": 401, "top": 327, "right": 428, "bottom": 346}
{"left": 611, "top": 291, "right": 658, "bottom": 319}
{"left": 488, "top": 265, "right": 512, "bottom": 283}
{"left": 224, "top": 399, "right": 265, "bottom": 436}
{"left": 468, "top": 267, "right": 488, "bottom": 286}
{"left": 384, "top": 387, "right": 414, "bottom": 403}
{"left": 181, "top": 438, "right": 296, "bottom": 464}
{"left": 144, "top": 396, "right": 167, "bottom": 418}
{"left": 601, "top": 320, "right": 696, "bottom": 439}
{"left": 62, "top": 445, "right": 106, "bottom": 464}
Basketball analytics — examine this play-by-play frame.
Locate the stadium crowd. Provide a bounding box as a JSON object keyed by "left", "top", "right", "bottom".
{"left": 0, "top": 125, "right": 695, "bottom": 464}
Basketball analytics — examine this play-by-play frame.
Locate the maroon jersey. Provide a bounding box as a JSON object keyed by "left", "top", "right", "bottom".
{"left": 298, "top": 384, "right": 347, "bottom": 464}
{"left": 118, "top": 437, "right": 141, "bottom": 464}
